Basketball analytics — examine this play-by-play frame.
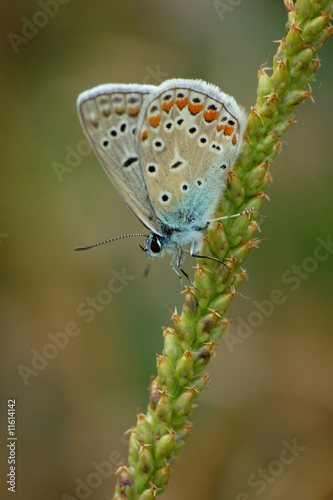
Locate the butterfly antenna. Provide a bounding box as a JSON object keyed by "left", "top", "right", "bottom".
{"left": 209, "top": 207, "right": 255, "bottom": 223}
{"left": 74, "top": 233, "right": 148, "bottom": 251}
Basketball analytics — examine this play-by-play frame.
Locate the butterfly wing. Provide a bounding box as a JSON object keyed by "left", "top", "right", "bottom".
{"left": 137, "top": 79, "right": 247, "bottom": 230}
{"left": 77, "top": 84, "right": 163, "bottom": 233}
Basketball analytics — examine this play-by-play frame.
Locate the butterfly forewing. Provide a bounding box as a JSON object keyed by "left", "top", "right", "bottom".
{"left": 77, "top": 84, "right": 163, "bottom": 233}
{"left": 137, "top": 79, "right": 246, "bottom": 230}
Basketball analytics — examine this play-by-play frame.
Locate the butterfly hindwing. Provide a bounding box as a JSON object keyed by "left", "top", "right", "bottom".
{"left": 137, "top": 79, "right": 246, "bottom": 230}
{"left": 77, "top": 84, "right": 163, "bottom": 233}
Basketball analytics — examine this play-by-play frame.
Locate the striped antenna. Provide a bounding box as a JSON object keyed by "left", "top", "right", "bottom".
{"left": 74, "top": 233, "right": 148, "bottom": 251}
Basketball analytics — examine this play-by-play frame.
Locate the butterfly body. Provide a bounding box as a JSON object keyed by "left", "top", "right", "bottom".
{"left": 77, "top": 79, "right": 247, "bottom": 278}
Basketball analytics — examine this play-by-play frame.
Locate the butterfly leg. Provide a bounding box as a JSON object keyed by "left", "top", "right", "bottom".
{"left": 168, "top": 250, "right": 192, "bottom": 287}
{"left": 171, "top": 250, "right": 196, "bottom": 288}
{"left": 170, "top": 255, "right": 184, "bottom": 286}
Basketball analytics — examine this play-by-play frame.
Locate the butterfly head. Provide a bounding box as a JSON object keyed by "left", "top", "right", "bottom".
{"left": 140, "top": 233, "right": 168, "bottom": 260}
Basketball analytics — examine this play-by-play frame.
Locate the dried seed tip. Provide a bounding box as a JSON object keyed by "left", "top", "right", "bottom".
{"left": 197, "top": 312, "right": 218, "bottom": 332}
{"left": 309, "top": 57, "right": 321, "bottom": 72}
{"left": 266, "top": 92, "right": 279, "bottom": 106}
{"left": 193, "top": 341, "right": 215, "bottom": 369}
{"left": 137, "top": 484, "right": 159, "bottom": 500}
{"left": 233, "top": 269, "right": 248, "bottom": 288}
{"left": 151, "top": 463, "right": 171, "bottom": 488}
{"left": 241, "top": 218, "right": 261, "bottom": 241}
{"left": 264, "top": 172, "right": 273, "bottom": 184}
{"left": 149, "top": 379, "right": 161, "bottom": 410}
{"left": 115, "top": 466, "right": 135, "bottom": 497}
{"left": 183, "top": 290, "right": 199, "bottom": 316}
{"left": 284, "top": 0, "right": 294, "bottom": 13}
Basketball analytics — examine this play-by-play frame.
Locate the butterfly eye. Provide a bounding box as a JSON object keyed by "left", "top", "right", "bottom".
{"left": 150, "top": 235, "right": 162, "bottom": 254}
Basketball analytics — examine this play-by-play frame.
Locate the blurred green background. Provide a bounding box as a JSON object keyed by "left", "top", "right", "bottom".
{"left": 1, "top": 1, "right": 332, "bottom": 499}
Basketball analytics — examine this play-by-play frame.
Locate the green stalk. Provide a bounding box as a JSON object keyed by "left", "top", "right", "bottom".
{"left": 113, "top": 1, "right": 332, "bottom": 498}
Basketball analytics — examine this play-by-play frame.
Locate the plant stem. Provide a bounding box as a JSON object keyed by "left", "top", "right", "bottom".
{"left": 113, "top": 1, "right": 332, "bottom": 498}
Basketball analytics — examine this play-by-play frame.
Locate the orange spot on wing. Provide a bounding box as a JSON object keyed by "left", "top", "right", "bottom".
{"left": 102, "top": 108, "right": 111, "bottom": 117}
{"left": 224, "top": 125, "right": 234, "bottom": 136}
{"left": 141, "top": 130, "right": 148, "bottom": 140}
{"left": 188, "top": 102, "right": 204, "bottom": 114}
{"left": 128, "top": 106, "right": 140, "bottom": 116}
{"left": 204, "top": 109, "right": 220, "bottom": 122}
{"left": 217, "top": 124, "right": 225, "bottom": 132}
{"left": 162, "top": 100, "right": 174, "bottom": 112}
{"left": 149, "top": 115, "right": 160, "bottom": 127}
{"left": 232, "top": 134, "right": 237, "bottom": 145}
{"left": 115, "top": 106, "right": 125, "bottom": 114}
{"left": 176, "top": 97, "right": 188, "bottom": 109}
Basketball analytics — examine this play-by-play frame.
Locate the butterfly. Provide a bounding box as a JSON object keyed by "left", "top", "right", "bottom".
{"left": 76, "top": 79, "right": 247, "bottom": 283}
